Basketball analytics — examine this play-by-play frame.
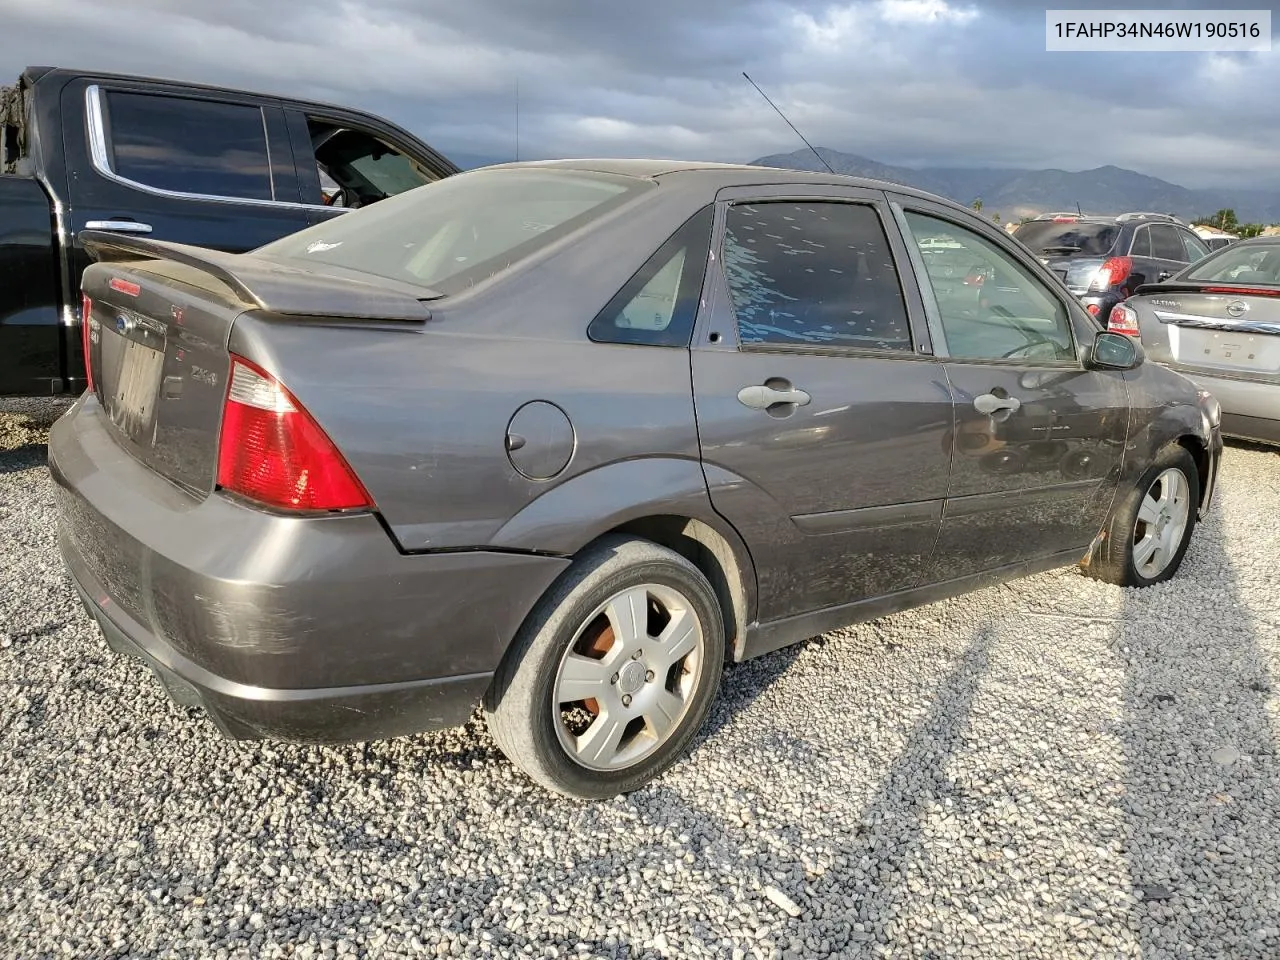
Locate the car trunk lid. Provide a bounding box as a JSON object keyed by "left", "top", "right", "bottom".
{"left": 80, "top": 232, "right": 432, "bottom": 498}
{"left": 1136, "top": 283, "right": 1280, "bottom": 378}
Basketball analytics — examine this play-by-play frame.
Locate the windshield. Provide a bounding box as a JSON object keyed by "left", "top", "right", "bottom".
{"left": 1013, "top": 221, "right": 1118, "bottom": 257}
{"left": 1184, "top": 243, "right": 1280, "bottom": 285}
{"left": 258, "top": 167, "right": 651, "bottom": 295}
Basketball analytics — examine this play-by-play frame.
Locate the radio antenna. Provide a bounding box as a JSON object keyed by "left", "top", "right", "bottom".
{"left": 514, "top": 78, "right": 520, "bottom": 161}
{"left": 742, "top": 71, "right": 834, "bottom": 175}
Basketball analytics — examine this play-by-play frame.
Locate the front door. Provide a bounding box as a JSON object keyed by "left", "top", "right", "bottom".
{"left": 691, "top": 190, "right": 954, "bottom": 624}
{"left": 892, "top": 201, "right": 1129, "bottom": 579}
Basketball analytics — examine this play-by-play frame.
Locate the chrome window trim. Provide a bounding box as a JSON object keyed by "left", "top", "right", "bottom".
{"left": 84, "top": 84, "right": 346, "bottom": 214}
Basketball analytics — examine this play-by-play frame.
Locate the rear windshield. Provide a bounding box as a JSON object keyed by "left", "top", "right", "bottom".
{"left": 1013, "top": 221, "right": 1119, "bottom": 257}
{"left": 258, "top": 167, "right": 651, "bottom": 295}
{"left": 1185, "top": 243, "right": 1280, "bottom": 285}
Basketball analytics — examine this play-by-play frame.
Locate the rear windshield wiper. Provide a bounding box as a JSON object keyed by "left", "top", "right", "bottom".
{"left": 1039, "top": 245, "right": 1082, "bottom": 254}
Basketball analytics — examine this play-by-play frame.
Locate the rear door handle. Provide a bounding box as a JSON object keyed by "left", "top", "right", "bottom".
{"left": 84, "top": 220, "right": 154, "bottom": 234}
{"left": 737, "top": 384, "right": 811, "bottom": 409}
{"left": 973, "top": 393, "right": 1021, "bottom": 415}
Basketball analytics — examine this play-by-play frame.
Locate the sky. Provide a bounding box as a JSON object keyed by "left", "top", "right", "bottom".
{"left": 1, "top": 0, "right": 1277, "bottom": 188}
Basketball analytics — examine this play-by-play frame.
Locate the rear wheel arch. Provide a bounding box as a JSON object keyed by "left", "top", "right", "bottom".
{"left": 599, "top": 515, "right": 754, "bottom": 662}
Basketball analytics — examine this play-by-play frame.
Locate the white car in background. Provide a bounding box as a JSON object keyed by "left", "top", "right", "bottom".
{"left": 1110, "top": 236, "right": 1280, "bottom": 446}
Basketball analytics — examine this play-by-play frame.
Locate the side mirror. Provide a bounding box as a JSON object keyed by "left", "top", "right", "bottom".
{"left": 1088, "top": 331, "right": 1144, "bottom": 371}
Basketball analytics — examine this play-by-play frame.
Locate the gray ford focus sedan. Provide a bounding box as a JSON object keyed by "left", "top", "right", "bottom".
{"left": 50, "top": 161, "right": 1222, "bottom": 798}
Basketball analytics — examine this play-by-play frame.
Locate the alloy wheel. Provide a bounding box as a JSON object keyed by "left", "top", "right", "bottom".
{"left": 1132, "top": 467, "right": 1190, "bottom": 579}
{"left": 552, "top": 583, "right": 705, "bottom": 772}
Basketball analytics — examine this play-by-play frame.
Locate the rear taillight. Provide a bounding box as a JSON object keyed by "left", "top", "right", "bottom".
{"left": 216, "top": 356, "right": 373, "bottom": 512}
{"left": 1086, "top": 303, "right": 1101, "bottom": 317}
{"left": 80, "top": 293, "right": 96, "bottom": 393}
{"left": 1108, "top": 303, "right": 1141, "bottom": 339}
{"left": 1091, "top": 256, "right": 1133, "bottom": 292}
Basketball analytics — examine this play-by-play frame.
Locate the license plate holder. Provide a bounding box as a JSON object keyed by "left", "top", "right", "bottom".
{"left": 108, "top": 336, "right": 166, "bottom": 442}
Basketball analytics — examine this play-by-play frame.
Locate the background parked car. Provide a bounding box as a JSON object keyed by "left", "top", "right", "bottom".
{"left": 1110, "top": 236, "right": 1280, "bottom": 446}
{"left": 0, "top": 65, "right": 460, "bottom": 397}
{"left": 50, "top": 162, "right": 1222, "bottom": 799}
{"left": 1013, "top": 212, "right": 1212, "bottom": 322}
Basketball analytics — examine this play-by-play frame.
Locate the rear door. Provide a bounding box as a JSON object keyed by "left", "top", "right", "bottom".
{"left": 60, "top": 78, "right": 314, "bottom": 285}
{"left": 890, "top": 197, "right": 1129, "bottom": 578}
{"left": 690, "top": 186, "right": 954, "bottom": 624}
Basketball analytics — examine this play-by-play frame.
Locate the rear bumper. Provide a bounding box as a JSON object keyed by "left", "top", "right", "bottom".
{"left": 69, "top": 566, "right": 493, "bottom": 742}
{"left": 49, "top": 395, "right": 570, "bottom": 743}
{"left": 1078, "top": 291, "right": 1121, "bottom": 321}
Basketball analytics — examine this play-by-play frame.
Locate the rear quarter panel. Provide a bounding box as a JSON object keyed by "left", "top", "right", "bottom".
{"left": 228, "top": 182, "right": 727, "bottom": 553}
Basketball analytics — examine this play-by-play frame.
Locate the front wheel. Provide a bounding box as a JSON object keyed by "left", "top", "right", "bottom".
{"left": 1083, "top": 444, "right": 1200, "bottom": 587}
{"left": 484, "top": 536, "right": 725, "bottom": 799}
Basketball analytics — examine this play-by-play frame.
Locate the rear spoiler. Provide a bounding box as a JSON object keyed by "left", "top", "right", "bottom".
{"left": 1134, "top": 280, "right": 1280, "bottom": 298}
{"left": 79, "top": 230, "right": 435, "bottom": 323}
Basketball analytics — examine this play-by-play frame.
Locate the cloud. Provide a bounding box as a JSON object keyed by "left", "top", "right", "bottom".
{"left": 0, "top": 0, "right": 1275, "bottom": 190}
{"left": 877, "top": 0, "right": 979, "bottom": 24}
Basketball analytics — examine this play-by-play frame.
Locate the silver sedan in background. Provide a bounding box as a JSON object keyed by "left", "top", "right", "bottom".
{"left": 1110, "top": 237, "right": 1280, "bottom": 446}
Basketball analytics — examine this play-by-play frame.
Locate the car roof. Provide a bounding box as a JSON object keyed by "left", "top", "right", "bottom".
{"left": 22, "top": 65, "right": 389, "bottom": 119}
{"left": 473, "top": 158, "right": 982, "bottom": 215}
{"left": 1220, "top": 235, "right": 1280, "bottom": 248}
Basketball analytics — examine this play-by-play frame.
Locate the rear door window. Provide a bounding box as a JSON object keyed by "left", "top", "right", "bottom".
{"left": 1181, "top": 231, "right": 1211, "bottom": 262}
{"left": 103, "top": 91, "right": 273, "bottom": 201}
{"left": 721, "top": 201, "right": 912, "bottom": 351}
{"left": 1150, "top": 225, "right": 1188, "bottom": 261}
{"left": 1128, "top": 227, "right": 1153, "bottom": 259}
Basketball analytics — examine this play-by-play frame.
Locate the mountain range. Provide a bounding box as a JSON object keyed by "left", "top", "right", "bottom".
{"left": 750, "top": 148, "right": 1280, "bottom": 225}
{"left": 446, "top": 145, "right": 1280, "bottom": 225}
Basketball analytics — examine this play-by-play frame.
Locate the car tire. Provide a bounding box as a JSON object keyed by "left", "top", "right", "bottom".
{"left": 1083, "top": 443, "right": 1200, "bottom": 587}
{"left": 484, "top": 535, "right": 725, "bottom": 800}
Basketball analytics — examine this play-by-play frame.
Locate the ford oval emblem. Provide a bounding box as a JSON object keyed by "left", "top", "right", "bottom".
{"left": 1226, "top": 299, "right": 1249, "bottom": 318}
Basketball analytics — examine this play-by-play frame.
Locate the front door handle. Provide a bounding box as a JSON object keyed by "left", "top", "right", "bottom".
{"left": 737, "top": 383, "right": 812, "bottom": 410}
{"left": 84, "top": 219, "right": 154, "bottom": 234}
{"left": 973, "top": 393, "right": 1021, "bottom": 415}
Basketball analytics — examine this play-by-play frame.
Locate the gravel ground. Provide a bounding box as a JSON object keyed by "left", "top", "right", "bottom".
{"left": 3, "top": 397, "right": 1280, "bottom": 960}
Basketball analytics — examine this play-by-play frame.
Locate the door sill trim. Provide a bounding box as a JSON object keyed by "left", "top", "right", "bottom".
{"left": 739, "top": 546, "right": 1086, "bottom": 661}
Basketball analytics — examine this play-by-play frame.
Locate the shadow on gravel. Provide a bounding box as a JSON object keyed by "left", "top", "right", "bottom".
{"left": 699, "top": 643, "right": 804, "bottom": 743}
{"left": 1116, "top": 482, "right": 1280, "bottom": 957}
{"left": 0, "top": 443, "right": 46, "bottom": 475}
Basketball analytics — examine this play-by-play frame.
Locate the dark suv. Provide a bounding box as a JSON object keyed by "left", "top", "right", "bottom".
{"left": 1013, "top": 212, "right": 1211, "bottom": 322}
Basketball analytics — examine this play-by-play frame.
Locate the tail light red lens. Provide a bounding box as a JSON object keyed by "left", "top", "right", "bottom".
{"left": 1091, "top": 256, "right": 1133, "bottom": 291}
{"left": 81, "top": 293, "right": 96, "bottom": 393}
{"left": 216, "top": 356, "right": 373, "bottom": 512}
{"left": 1086, "top": 303, "right": 1101, "bottom": 316}
{"left": 1108, "top": 303, "right": 1142, "bottom": 339}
